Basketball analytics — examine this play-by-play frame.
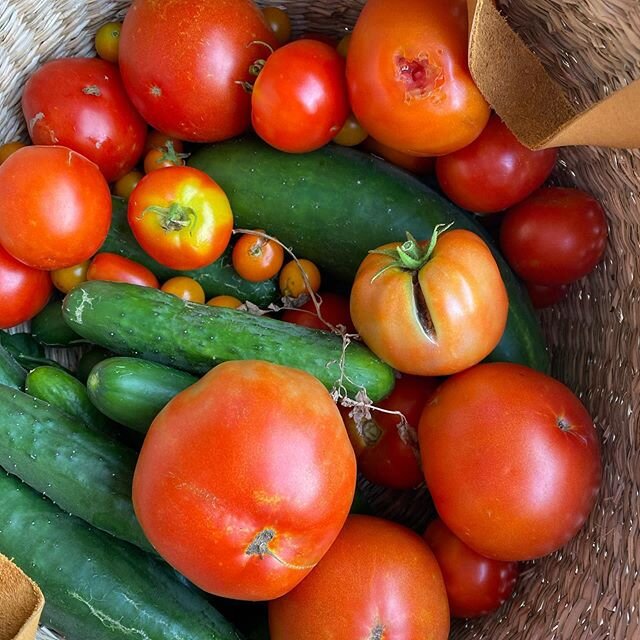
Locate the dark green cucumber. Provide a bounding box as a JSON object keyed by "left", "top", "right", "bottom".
{"left": 189, "top": 137, "right": 549, "bottom": 372}
{"left": 76, "top": 346, "right": 113, "bottom": 383}
{"left": 101, "top": 196, "right": 278, "bottom": 306}
{"left": 87, "top": 357, "right": 198, "bottom": 433}
{"left": 0, "top": 330, "right": 44, "bottom": 360}
{"left": 31, "top": 298, "right": 85, "bottom": 346}
{"left": 63, "top": 281, "right": 395, "bottom": 401}
{"left": 0, "top": 472, "right": 243, "bottom": 640}
{"left": 0, "top": 383, "right": 151, "bottom": 552}
{"left": 0, "top": 343, "right": 26, "bottom": 389}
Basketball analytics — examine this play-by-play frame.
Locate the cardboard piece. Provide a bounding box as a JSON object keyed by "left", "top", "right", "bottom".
{"left": 467, "top": 0, "right": 640, "bottom": 149}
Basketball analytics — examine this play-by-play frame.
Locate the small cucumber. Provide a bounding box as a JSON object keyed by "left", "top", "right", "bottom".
{"left": 75, "top": 346, "right": 114, "bottom": 383}
{"left": 0, "top": 331, "right": 44, "bottom": 360}
{"left": 31, "top": 298, "right": 85, "bottom": 347}
{"left": 0, "top": 343, "right": 26, "bottom": 389}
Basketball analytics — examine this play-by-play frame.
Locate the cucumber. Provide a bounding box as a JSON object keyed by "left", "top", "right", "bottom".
{"left": 101, "top": 196, "right": 278, "bottom": 306}
{"left": 0, "top": 383, "right": 151, "bottom": 552}
{"left": 0, "top": 343, "right": 26, "bottom": 389}
{"left": 189, "top": 137, "right": 549, "bottom": 372}
{"left": 76, "top": 346, "right": 113, "bottom": 383}
{"left": 63, "top": 281, "right": 395, "bottom": 401}
{"left": 0, "top": 471, "right": 243, "bottom": 640}
{"left": 87, "top": 357, "right": 198, "bottom": 433}
{"left": 0, "top": 331, "right": 44, "bottom": 360}
{"left": 31, "top": 298, "right": 85, "bottom": 347}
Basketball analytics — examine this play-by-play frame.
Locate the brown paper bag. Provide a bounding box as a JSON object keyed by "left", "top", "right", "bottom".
{"left": 0, "top": 554, "right": 44, "bottom": 640}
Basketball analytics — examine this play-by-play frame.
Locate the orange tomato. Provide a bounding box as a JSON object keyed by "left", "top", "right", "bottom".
{"left": 161, "top": 276, "right": 205, "bottom": 303}
{"left": 144, "top": 130, "right": 185, "bottom": 155}
{"left": 206, "top": 295, "right": 242, "bottom": 308}
{"left": 0, "top": 141, "right": 27, "bottom": 165}
{"left": 143, "top": 143, "right": 187, "bottom": 174}
{"left": 232, "top": 231, "right": 285, "bottom": 282}
{"left": 87, "top": 253, "right": 159, "bottom": 288}
{"left": 112, "top": 170, "right": 144, "bottom": 199}
{"left": 278, "top": 259, "right": 321, "bottom": 298}
{"left": 51, "top": 260, "right": 90, "bottom": 294}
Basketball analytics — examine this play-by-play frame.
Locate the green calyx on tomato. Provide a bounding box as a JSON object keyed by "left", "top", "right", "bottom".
{"left": 153, "top": 140, "right": 189, "bottom": 165}
{"left": 235, "top": 40, "right": 275, "bottom": 93}
{"left": 140, "top": 201, "right": 197, "bottom": 233}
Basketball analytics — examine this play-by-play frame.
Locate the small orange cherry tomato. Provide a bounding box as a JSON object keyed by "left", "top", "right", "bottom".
{"left": 87, "top": 253, "right": 159, "bottom": 288}
{"left": 232, "top": 231, "right": 285, "bottom": 282}
{"left": 333, "top": 114, "right": 368, "bottom": 147}
{"left": 144, "top": 130, "right": 185, "bottom": 155}
{"left": 51, "top": 260, "right": 90, "bottom": 294}
{"left": 113, "top": 170, "right": 144, "bottom": 199}
{"left": 262, "top": 6, "right": 291, "bottom": 45}
{"left": 161, "top": 276, "right": 205, "bottom": 303}
{"left": 206, "top": 295, "right": 242, "bottom": 308}
{"left": 95, "top": 21, "right": 122, "bottom": 63}
{"left": 336, "top": 33, "right": 351, "bottom": 58}
{"left": 0, "top": 141, "right": 27, "bottom": 165}
{"left": 279, "top": 259, "right": 321, "bottom": 298}
{"left": 143, "top": 141, "right": 188, "bottom": 174}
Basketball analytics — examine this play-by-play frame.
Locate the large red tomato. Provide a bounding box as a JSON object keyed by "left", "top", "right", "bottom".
{"left": 269, "top": 515, "right": 450, "bottom": 640}
{"left": 0, "top": 146, "right": 111, "bottom": 270}
{"left": 119, "top": 0, "right": 277, "bottom": 142}
{"left": 346, "top": 0, "right": 489, "bottom": 156}
{"left": 419, "top": 363, "right": 602, "bottom": 561}
{"left": 21, "top": 57, "right": 147, "bottom": 182}
{"left": 133, "top": 360, "right": 356, "bottom": 600}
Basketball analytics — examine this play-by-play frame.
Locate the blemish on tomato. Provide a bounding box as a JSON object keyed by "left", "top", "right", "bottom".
{"left": 395, "top": 53, "right": 444, "bottom": 102}
{"left": 150, "top": 85, "right": 162, "bottom": 97}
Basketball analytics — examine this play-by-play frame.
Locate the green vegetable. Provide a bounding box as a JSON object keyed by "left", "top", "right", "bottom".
{"left": 75, "top": 346, "right": 113, "bottom": 383}
{"left": 31, "top": 298, "right": 85, "bottom": 347}
{"left": 0, "top": 343, "right": 26, "bottom": 389}
{"left": 0, "top": 331, "right": 44, "bottom": 360}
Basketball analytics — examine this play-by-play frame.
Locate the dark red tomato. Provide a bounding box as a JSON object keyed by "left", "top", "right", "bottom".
{"left": 119, "top": 0, "right": 277, "bottom": 142}
{"left": 500, "top": 187, "right": 608, "bottom": 285}
{"left": 526, "top": 282, "right": 570, "bottom": 309}
{"left": 281, "top": 292, "right": 354, "bottom": 333}
{"left": 22, "top": 58, "right": 146, "bottom": 182}
{"left": 424, "top": 518, "right": 519, "bottom": 618}
{"left": 87, "top": 253, "right": 159, "bottom": 288}
{"left": 252, "top": 40, "right": 349, "bottom": 153}
{"left": 436, "top": 114, "right": 558, "bottom": 214}
{"left": 0, "top": 245, "right": 52, "bottom": 329}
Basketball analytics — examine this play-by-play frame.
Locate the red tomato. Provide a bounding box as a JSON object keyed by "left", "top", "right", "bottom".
{"left": 21, "top": 58, "right": 146, "bottom": 182}
{"left": 128, "top": 166, "right": 233, "bottom": 270}
{"left": 525, "top": 282, "right": 570, "bottom": 309}
{"left": 252, "top": 40, "right": 349, "bottom": 153}
{"left": 119, "top": 0, "right": 277, "bottom": 142}
{"left": 133, "top": 360, "right": 356, "bottom": 599}
{"left": 424, "top": 518, "right": 519, "bottom": 618}
{"left": 362, "top": 137, "right": 435, "bottom": 174}
{"left": 0, "top": 146, "right": 111, "bottom": 270}
{"left": 419, "top": 362, "right": 602, "bottom": 561}
{"left": 346, "top": 0, "right": 489, "bottom": 156}
{"left": 281, "top": 292, "right": 354, "bottom": 333}
{"left": 0, "top": 245, "right": 52, "bottom": 329}
{"left": 343, "top": 374, "right": 439, "bottom": 490}
{"left": 87, "top": 253, "right": 159, "bottom": 288}
{"left": 269, "top": 515, "right": 450, "bottom": 639}
{"left": 500, "top": 187, "right": 608, "bottom": 285}
{"left": 350, "top": 229, "right": 508, "bottom": 376}
{"left": 435, "top": 114, "right": 558, "bottom": 213}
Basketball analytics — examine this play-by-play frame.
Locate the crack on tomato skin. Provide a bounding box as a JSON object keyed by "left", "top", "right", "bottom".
{"left": 370, "top": 623, "right": 385, "bottom": 640}
{"left": 394, "top": 53, "right": 444, "bottom": 101}
{"left": 412, "top": 271, "right": 436, "bottom": 341}
{"left": 557, "top": 417, "right": 571, "bottom": 431}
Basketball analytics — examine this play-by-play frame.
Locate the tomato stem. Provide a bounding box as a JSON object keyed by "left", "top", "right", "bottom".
{"left": 245, "top": 528, "right": 316, "bottom": 570}
{"left": 142, "top": 202, "right": 197, "bottom": 233}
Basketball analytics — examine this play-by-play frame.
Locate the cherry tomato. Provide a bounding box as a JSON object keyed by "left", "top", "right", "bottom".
{"left": 281, "top": 292, "right": 354, "bottom": 333}
{"left": 119, "top": 0, "right": 277, "bottom": 142}
{"left": 206, "top": 295, "right": 242, "bottom": 308}
{"left": 0, "top": 245, "right": 52, "bottom": 329}
{"left": 232, "top": 231, "right": 284, "bottom": 282}
{"left": 350, "top": 229, "right": 508, "bottom": 376}
{"left": 419, "top": 362, "right": 602, "bottom": 561}
{"left": 252, "top": 40, "right": 349, "bottom": 153}
{"left": 95, "top": 21, "right": 122, "bottom": 63}
{"left": 347, "top": 0, "right": 489, "bottom": 156}
{"left": 262, "top": 6, "right": 291, "bottom": 45}
{"left": 332, "top": 114, "right": 368, "bottom": 147}
{"left": 143, "top": 142, "right": 188, "bottom": 174}
{"left": 336, "top": 33, "right": 351, "bottom": 58}
{"left": 22, "top": 57, "right": 146, "bottom": 182}
{"left": 144, "top": 131, "right": 185, "bottom": 155}
{"left": 133, "top": 360, "right": 356, "bottom": 599}
{"left": 362, "top": 137, "right": 435, "bottom": 174}
{"left": 128, "top": 166, "right": 233, "bottom": 270}
{"left": 51, "top": 261, "right": 90, "bottom": 294}
{"left": 161, "top": 276, "right": 205, "bottom": 303}
{"left": 279, "top": 259, "right": 321, "bottom": 298}
{"left": 424, "top": 518, "right": 519, "bottom": 618}
{"left": 269, "top": 515, "right": 450, "bottom": 639}
{"left": 526, "top": 282, "right": 570, "bottom": 309}
{"left": 0, "top": 146, "right": 111, "bottom": 270}
{"left": 435, "top": 114, "right": 558, "bottom": 213}
{"left": 343, "top": 374, "right": 439, "bottom": 490}
{"left": 500, "top": 187, "right": 608, "bottom": 285}
{"left": 87, "top": 253, "right": 159, "bottom": 288}
{"left": 113, "top": 170, "right": 144, "bottom": 199}
{"left": 0, "top": 141, "right": 27, "bottom": 165}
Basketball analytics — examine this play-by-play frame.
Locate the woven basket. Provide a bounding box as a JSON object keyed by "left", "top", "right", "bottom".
{"left": 1, "top": 0, "right": 638, "bottom": 638}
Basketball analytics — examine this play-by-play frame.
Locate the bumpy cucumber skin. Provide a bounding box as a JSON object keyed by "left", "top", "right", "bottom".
{"left": 31, "top": 299, "right": 85, "bottom": 347}
{"left": 87, "top": 357, "right": 197, "bottom": 433}
{"left": 0, "top": 472, "right": 243, "bottom": 640}
{"left": 0, "top": 343, "right": 26, "bottom": 389}
{"left": 62, "top": 281, "right": 395, "bottom": 402}
{"left": 101, "top": 196, "right": 278, "bottom": 307}
{"left": 189, "top": 138, "right": 549, "bottom": 372}
{"left": 0, "top": 384, "right": 151, "bottom": 552}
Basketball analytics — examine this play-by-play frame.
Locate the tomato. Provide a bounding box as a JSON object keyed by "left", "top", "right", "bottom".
{"left": 128, "top": 166, "right": 233, "bottom": 270}
{"left": 361, "top": 137, "right": 435, "bottom": 174}
{"left": 343, "top": 374, "right": 439, "bottom": 490}
{"left": 350, "top": 228, "right": 508, "bottom": 376}
{"left": 87, "top": 253, "right": 159, "bottom": 288}
{"left": 526, "top": 282, "right": 570, "bottom": 309}
{"left": 0, "top": 146, "right": 111, "bottom": 270}
{"left": 424, "top": 518, "right": 519, "bottom": 618}
{"left": 252, "top": 40, "right": 349, "bottom": 153}
{"left": 0, "top": 141, "right": 27, "bottom": 165}
{"left": 161, "top": 277, "right": 205, "bottom": 303}
{"left": 21, "top": 57, "right": 146, "bottom": 182}
{"left": 279, "top": 259, "right": 321, "bottom": 298}
{"left": 112, "top": 170, "right": 144, "bottom": 199}
{"left": 435, "top": 114, "right": 558, "bottom": 214}
{"left": 206, "top": 295, "right": 242, "bottom": 308}
{"left": 298, "top": 32, "right": 338, "bottom": 47}
{"left": 51, "top": 261, "right": 90, "bottom": 294}
{"left": 0, "top": 245, "right": 52, "bottom": 329}
{"left": 346, "top": 0, "right": 489, "bottom": 156}
{"left": 333, "top": 114, "right": 368, "bottom": 147}
{"left": 232, "top": 231, "right": 285, "bottom": 282}
{"left": 269, "top": 515, "right": 450, "bottom": 639}
{"left": 119, "top": 0, "right": 277, "bottom": 142}
{"left": 281, "top": 292, "right": 354, "bottom": 333}
{"left": 143, "top": 143, "right": 187, "bottom": 174}
{"left": 419, "top": 362, "right": 602, "bottom": 561}
{"left": 95, "top": 21, "right": 122, "bottom": 63}
{"left": 144, "top": 131, "right": 185, "bottom": 155}
{"left": 133, "top": 360, "right": 356, "bottom": 599}
{"left": 262, "top": 6, "right": 291, "bottom": 45}
{"left": 500, "top": 187, "right": 608, "bottom": 286}
{"left": 336, "top": 33, "right": 351, "bottom": 58}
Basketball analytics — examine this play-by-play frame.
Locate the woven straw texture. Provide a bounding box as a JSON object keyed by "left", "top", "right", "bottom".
{"left": 0, "top": 0, "right": 638, "bottom": 638}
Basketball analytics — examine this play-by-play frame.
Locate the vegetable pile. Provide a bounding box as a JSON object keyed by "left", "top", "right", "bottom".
{"left": 0, "top": 0, "right": 608, "bottom": 638}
